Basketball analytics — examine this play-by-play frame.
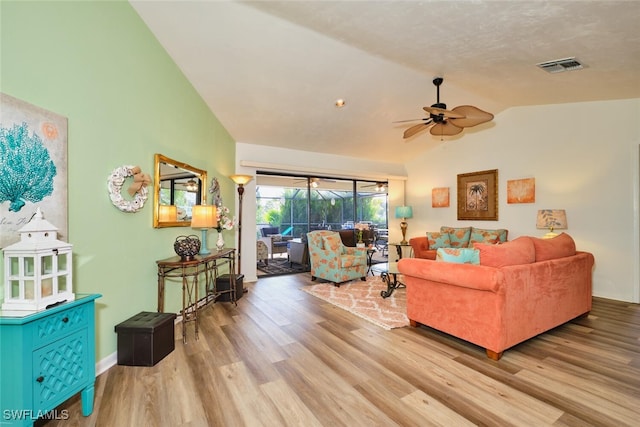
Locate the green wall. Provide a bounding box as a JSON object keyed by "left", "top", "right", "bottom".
{"left": 1, "top": 0, "right": 237, "bottom": 360}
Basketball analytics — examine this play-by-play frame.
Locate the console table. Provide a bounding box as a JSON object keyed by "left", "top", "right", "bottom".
{"left": 156, "top": 249, "right": 236, "bottom": 343}
{"left": 0, "top": 294, "right": 101, "bottom": 426}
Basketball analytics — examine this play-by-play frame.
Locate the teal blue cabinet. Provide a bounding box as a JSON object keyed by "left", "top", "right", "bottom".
{"left": 0, "top": 294, "right": 101, "bottom": 426}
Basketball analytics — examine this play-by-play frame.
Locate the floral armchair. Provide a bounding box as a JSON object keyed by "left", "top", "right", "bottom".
{"left": 307, "top": 230, "right": 367, "bottom": 286}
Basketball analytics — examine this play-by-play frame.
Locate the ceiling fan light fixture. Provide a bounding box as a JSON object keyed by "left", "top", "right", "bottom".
{"left": 185, "top": 179, "right": 198, "bottom": 191}
{"left": 335, "top": 98, "right": 346, "bottom": 108}
{"left": 536, "top": 57, "right": 584, "bottom": 74}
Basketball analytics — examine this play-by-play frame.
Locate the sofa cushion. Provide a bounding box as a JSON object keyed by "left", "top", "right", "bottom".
{"left": 268, "top": 233, "right": 282, "bottom": 242}
{"left": 468, "top": 227, "right": 508, "bottom": 247}
{"left": 531, "top": 233, "right": 576, "bottom": 261}
{"left": 322, "top": 234, "right": 344, "bottom": 252}
{"left": 426, "top": 231, "right": 451, "bottom": 249}
{"left": 473, "top": 236, "right": 535, "bottom": 267}
{"left": 436, "top": 248, "right": 480, "bottom": 264}
{"left": 440, "top": 226, "right": 472, "bottom": 248}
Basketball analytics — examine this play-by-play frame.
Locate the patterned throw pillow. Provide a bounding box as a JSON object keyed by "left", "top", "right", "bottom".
{"left": 468, "top": 228, "right": 507, "bottom": 247}
{"left": 436, "top": 248, "right": 480, "bottom": 264}
{"left": 322, "top": 234, "right": 343, "bottom": 252}
{"left": 426, "top": 231, "right": 451, "bottom": 249}
{"left": 267, "top": 234, "right": 283, "bottom": 242}
{"left": 440, "top": 226, "right": 472, "bottom": 248}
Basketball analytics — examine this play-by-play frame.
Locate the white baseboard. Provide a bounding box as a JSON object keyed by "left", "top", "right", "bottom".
{"left": 96, "top": 352, "right": 117, "bottom": 376}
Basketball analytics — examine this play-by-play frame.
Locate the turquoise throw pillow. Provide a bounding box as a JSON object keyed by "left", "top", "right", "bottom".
{"left": 436, "top": 248, "right": 480, "bottom": 264}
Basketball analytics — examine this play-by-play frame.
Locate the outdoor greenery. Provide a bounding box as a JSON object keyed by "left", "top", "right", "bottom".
{"left": 257, "top": 185, "right": 387, "bottom": 238}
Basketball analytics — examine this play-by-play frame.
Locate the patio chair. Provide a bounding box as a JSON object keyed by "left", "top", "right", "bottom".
{"left": 259, "top": 226, "right": 292, "bottom": 259}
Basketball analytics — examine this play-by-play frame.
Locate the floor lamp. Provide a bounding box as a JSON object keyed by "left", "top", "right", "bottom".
{"left": 230, "top": 174, "right": 253, "bottom": 280}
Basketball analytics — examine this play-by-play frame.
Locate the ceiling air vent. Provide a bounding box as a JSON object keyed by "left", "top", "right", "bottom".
{"left": 536, "top": 57, "right": 584, "bottom": 74}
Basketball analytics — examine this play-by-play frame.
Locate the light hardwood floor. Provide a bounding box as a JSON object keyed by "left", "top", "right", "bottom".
{"left": 41, "top": 273, "right": 639, "bottom": 426}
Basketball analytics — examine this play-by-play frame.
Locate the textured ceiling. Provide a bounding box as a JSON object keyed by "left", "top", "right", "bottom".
{"left": 130, "top": 0, "right": 640, "bottom": 164}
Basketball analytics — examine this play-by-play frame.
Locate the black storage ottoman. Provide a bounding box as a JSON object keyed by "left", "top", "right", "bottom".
{"left": 114, "top": 311, "right": 176, "bottom": 366}
{"left": 216, "top": 274, "right": 244, "bottom": 302}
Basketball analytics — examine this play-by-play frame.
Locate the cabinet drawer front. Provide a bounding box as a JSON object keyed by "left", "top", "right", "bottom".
{"left": 33, "top": 304, "right": 87, "bottom": 345}
{"left": 33, "top": 328, "right": 90, "bottom": 411}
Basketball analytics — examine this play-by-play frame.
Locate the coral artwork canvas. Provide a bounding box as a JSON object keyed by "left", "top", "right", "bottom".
{"left": 0, "top": 93, "right": 68, "bottom": 248}
{"left": 432, "top": 187, "right": 450, "bottom": 208}
{"left": 507, "top": 178, "right": 535, "bottom": 204}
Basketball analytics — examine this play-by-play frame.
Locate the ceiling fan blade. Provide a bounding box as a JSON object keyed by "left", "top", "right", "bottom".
{"left": 423, "top": 106, "right": 465, "bottom": 119}
{"left": 430, "top": 121, "right": 463, "bottom": 136}
{"left": 393, "top": 118, "right": 430, "bottom": 123}
{"left": 403, "top": 120, "right": 434, "bottom": 139}
{"left": 449, "top": 105, "right": 494, "bottom": 128}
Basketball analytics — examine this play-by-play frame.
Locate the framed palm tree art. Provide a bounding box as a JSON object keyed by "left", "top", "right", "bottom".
{"left": 457, "top": 169, "right": 498, "bottom": 220}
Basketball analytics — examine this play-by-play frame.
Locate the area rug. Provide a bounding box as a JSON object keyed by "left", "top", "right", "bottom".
{"left": 257, "top": 258, "right": 309, "bottom": 277}
{"left": 302, "top": 276, "right": 409, "bottom": 330}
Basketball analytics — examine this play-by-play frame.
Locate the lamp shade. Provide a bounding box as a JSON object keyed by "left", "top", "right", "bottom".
{"left": 158, "top": 205, "right": 178, "bottom": 222}
{"left": 191, "top": 205, "right": 217, "bottom": 229}
{"left": 395, "top": 206, "right": 413, "bottom": 219}
{"left": 536, "top": 209, "right": 567, "bottom": 230}
{"left": 230, "top": 174, "right": 253, "bottom": 185}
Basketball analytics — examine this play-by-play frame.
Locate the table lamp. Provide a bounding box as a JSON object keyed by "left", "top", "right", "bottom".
{"left": 191, "top": 204, "right": 217, "bottom": 255}
{"left": 536, "top": 209, "right": 567, "bottom": 239}
{"left": 395, "top": 205, "right": 413, "bottom": 245}
{"left": 158, "top": 205, "right": 177, "bottom": 222}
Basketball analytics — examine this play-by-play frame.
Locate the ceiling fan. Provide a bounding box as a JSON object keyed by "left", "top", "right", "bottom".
{"left": 361, "top": 182, "right": 388, "bottom": 192}
{"left": 293, "top": 177, "right": 337, "bottom": 188}
{"left": 177, "top": 178, "right": 199, "bottom": 192}
{"left": 398, "top": 77, "right": 494, "bottom": 139}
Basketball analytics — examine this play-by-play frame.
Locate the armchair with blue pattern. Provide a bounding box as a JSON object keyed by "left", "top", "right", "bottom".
{"left": 307, "top": 230, "right": 367, "bottom": 286}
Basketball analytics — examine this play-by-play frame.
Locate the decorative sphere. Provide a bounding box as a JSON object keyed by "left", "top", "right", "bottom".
{"left": 174, "top": 235, "right": 201, "bottom": 260}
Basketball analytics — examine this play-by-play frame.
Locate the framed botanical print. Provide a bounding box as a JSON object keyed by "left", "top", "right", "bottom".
{"left": 457, "top": 169, "right": 498, "bottom": 220}
{"left": 432, "top": 187, "right": 450, "bottom": 208}
{"left": 507, "top": 177, "right": 535, "bottom": 203}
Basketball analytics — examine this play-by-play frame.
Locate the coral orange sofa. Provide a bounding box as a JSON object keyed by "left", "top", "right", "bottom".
{"left": 397, "top": 233, "right": 594, "bottom": 360}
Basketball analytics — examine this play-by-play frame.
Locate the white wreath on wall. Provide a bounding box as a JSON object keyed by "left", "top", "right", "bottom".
{"left": 107, "top": 165, "right": 149, "bottom": 213}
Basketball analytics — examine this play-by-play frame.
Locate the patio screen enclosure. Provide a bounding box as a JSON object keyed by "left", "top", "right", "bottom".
{"left": 256, "top": 173, "right": 388, "bottom": 239}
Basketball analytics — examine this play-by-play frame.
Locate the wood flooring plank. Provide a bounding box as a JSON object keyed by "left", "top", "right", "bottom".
{"left": 400, "top": 389, "right": 477, "bottom": 427}
{"left": 275, "top": 342, "right": 396, "bottom": 427}
{"left": 218, "top": 361, "right": 286, "bottom": 426}
{"left": 281, "top": 322, "right": 372, "bottom": 386}
{"left": 509, "top": 352, "right": 639, "bottom": 426}
{"left": 260, "top": 378, "right": 324, "bottom": 427}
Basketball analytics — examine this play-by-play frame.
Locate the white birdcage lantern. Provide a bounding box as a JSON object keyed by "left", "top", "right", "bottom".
{"left": 2, "top": 207, "right": 74, "bottom": 311}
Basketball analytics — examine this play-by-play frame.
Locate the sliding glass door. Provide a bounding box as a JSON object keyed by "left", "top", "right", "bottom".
{"left": 255, "top": 173, "right": 388, "bottom": 239}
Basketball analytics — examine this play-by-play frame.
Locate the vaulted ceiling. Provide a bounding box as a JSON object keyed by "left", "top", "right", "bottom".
{"left": 130, "top": 0, "right": 640, "bottom": 164}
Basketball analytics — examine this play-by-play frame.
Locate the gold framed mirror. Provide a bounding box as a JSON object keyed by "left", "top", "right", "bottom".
{"left": 153, "top": 153, "right": 207, "bottom": 228}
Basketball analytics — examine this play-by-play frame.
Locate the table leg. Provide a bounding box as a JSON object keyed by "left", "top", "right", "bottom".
{"left": 380, "top": 272, "right": 393, "bottom": 298}
{"left": 380, "top": 272, "right": 403, "bottom": 298}
{"left": 366, "top": 251, "right": 374, "bottom": 276}
{"left": 157, "top": 275, "right": 165, "bottom": 312}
